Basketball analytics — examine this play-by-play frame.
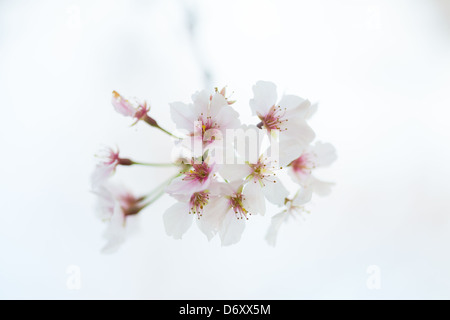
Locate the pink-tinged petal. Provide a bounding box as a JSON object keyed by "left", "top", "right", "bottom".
{"left": 169, "top": 101, "right": 198, "bottom": 131}
{"left": 163, "top": 202, "right": 193, "bottom": 240}
{"left": 279, "top": 94, "right": 311, "bottom": 119}
{"left": 288, "top": 166, "right": 312, "bottom": 186}
{"left": 93, "top": 186, "right": 115, "bottom": 220}
{"left": 91, "top": 162, "right": 116, "bottom": 189}
{"left": 261, "top": 176, "right": 289, "bottom": 206}
{"left": 165, "top": 175, "right": 211, "bottom": 195}
{"left": 312, "top": 141, "right": 337, "bottom": 167}
{"left": 111, "top": 91, "right": 137, "bottom": 117}
{"left": 101, "top": 204, "right": 126, "bottom": 254}
{"left": 219, "top": 210, "right": 246, "bottom": 246}
{"left": 265, "top": 211, "right": 287, "bottom": 247}
{"left": 242, "top": 180, "right": 266, "bottom": 216}
{"left": 250, "top": 81, "right": 278, "bottom": 116}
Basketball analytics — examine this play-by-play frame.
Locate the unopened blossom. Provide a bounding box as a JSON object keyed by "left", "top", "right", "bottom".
{"left": 165, "top": 157, "right": 217, "bottom": 196}
{"left": 163, "top": 182, "right": 221, "bottom": 240}
{"left": 170, "top": 89, "right": 241, "bottom": 154}
{"left": 201, "top": 182, "right": 265, "bottom": 246}
{"left": 250, "top": 81, "right": 316, "bottom": 165}
{"left": 265, "top": 187, "right": 313, "bottom": 246}
{"left": 111, "top": 91, "right": 150, "bottom": 124}
{"left": 288, "top": 141, "right": 337, "bottom": 196}
{"left": 94, "top": 185, "right": 145, "bottom": 253}
{"left": 91, "top": 147, "right": 133, "bottom": 189}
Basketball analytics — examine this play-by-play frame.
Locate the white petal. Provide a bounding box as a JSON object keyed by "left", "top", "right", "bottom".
{"left": 93, "top": 186, "right": 115, "bottom": 220}
{"left": 170, "top": 101, "right": 197, "bottom": 132}
{"left": 291, "top": 187, "right": 313, "bottom": 206}
{"left": 91, "top": 162, "right": 116, "bottom": 190}
{"left": 265, "top": 211, "right": 287, "bottom": 247}
{"left": 197, "top": 197, "right": 229, "bottom": 241}
{"left": 209, "top": 93, "right": 228, "bottom": 118}
{"left": 261, "top": 176, "right": 289, "bottom": 206}
{"left": 275, "top": 140, "right": 306, "bottom": 167}
{"left": 101, "top": 205, "right": 126, "bottom": 254}
{"left": 305, "top": 102, "right": 318, "bottom": 120}
{"left": 191, "top": 90, "right": 210, "bottom": 115}
{"left": 219, "top": 164, "right": 252, "bottom": 182}
{"left": 216, "top": 105, "right": 241, "bottom": 129}
{"left": 312, "top": 141, "right": 337, "bottom": 167}
{"left": 242, "top": 180, "right": 266, "bottom": 215}
{"left": 111, "top": 94, "right": 136, "bottom": 117}
{"left": 170, "top": 193, "right": 191, "bottom": 203}
{"left": 279, "top": 95, "right": 311, "bottom": 118}
{"left": 216, "top": 181, "right": 242, "bottom": 195}
{"left": 165, "top": 175, "right": 211, "bottom": 196}
{"left": 219, "top": 210, "right": 246, "bottom": 246}
{"left": 282, "top": 118, "right": 315, "bottom": 146}
{"left": 249, "top": 81, "right": 278, "bottom": 116}
{"left": 310, "top": 176, "right": 335, "bottom": 197}
{"left": 287, "top": 167, "right": 302, "bottom": 185}
{"left": 287, "top": 167, "right": 312, "bottom": 186}
{"left": 163, "top": 202, "right": 193, "bottom": 239}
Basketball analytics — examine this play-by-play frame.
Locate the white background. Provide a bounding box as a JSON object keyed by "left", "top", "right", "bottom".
{"left": 1, "top": 0, "right": 450, "bottom": 299}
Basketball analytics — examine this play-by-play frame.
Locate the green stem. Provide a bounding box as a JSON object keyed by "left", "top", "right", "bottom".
{"left": 131, "top": 161, "right": 177, "bottom": 167}
{"left": 141, "top": 189, "right": 166, "bottom": 208}
{"left": 144, "top": 115, "right": 182, "bottom": 139}
{"left": 145, "top": 172, "right": 182, "bottom": 198}
{"left": 155, "top": 125, "right": 182, "bottom": 139}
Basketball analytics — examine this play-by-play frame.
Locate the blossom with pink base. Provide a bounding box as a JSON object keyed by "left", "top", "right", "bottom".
{"left": 200, "top": 182, "right": 265, "bottom": 246}
{"left": 165, "top": 157, "right": 217, "bottom": 196}
{"left": 220, "top": 151, "right": 289, "bottom": 215}
{"left": 163, "top": 181, "right": 222, "bottom": 241}
{"left": 288, "top": 141, "right": 337, "bottom": 196}
{"left": 91, "top": 148, "right": 133, "bottom": 189}
{"left": 265, "top": 187, "right": 313, "bottom": 246}
{"left": 95, "top": 185, "right": 145, "bottom": 253}
{"left": 111, "top": 91, "right": 150, "bottom": 124}
{"left": 250, "top": 81, "right": 316, "bottom": 165}
{"left": 170, "top": 89, "right": 241, "bottom": 154}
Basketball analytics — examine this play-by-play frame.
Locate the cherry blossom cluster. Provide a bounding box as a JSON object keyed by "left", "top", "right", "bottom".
{"left": 91, "top": 81, "right": 336, "bottom": 252}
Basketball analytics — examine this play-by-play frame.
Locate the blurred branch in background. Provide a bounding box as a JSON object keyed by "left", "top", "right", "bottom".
{"left": 180, "top": 0, "right": 213, "bottom": 88}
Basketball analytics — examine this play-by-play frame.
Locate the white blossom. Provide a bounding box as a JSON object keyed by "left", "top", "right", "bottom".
{"left": 265, "top": 187, "right": 313, "bottom": 247}
{"left": 288, "top": 141, "right": 337, "bottom": 196}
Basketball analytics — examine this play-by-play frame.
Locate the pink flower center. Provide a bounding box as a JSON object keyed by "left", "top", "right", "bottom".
{"left": 182, "top": 162, "right": 213, "bottom": 184}
{"left": 197, "top": 114, "right": 220, "bottom": 144}
{"left": 229, "top": 192, "right": 248, "bottom": 220}
{"left": 291, "top": 153, "right": 314, "bottom": 175}
{"left": 118, "top": 193, "right": 144, "bottom": 216}
{"left": 103, "top": 150, "right": 120, "bottom": 165}
{"left": 259, "top": 105, "right": 287, "bottom": 131}
{"left": 189, "top": 191, "right": 210, "bottom": 218}
{"left": 134, "top": 103, "right": 149, "bottom": 120}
